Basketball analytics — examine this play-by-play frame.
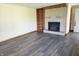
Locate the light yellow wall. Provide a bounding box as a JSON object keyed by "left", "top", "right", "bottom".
{"left": 65, "top": 4, "right": 71, "bottom": 34}
{"left": 0, "top": 4, "right": 36, "bottom": 42}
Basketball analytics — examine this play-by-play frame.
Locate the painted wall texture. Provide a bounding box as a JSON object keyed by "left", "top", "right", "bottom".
{"left": 0, "top": 4, "right": 36, "bottom": 42}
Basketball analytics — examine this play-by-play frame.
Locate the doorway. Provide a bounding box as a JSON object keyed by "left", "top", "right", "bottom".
{"left": 70, "top": 6, "right": 79, "bottom": 33}
{"left": 69, "top": 7, "right": 75, "bottom": 32}
{"left": 74, "top": 7, "right": 79, "bottom": 32}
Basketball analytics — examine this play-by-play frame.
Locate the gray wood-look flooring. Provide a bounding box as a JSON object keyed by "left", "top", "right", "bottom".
{"left": 0, "top": 32, "right": 79, "bottom": 56}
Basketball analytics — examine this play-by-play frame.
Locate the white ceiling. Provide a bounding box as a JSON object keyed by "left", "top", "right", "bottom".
{"left": 7, "top": 3, "right": 79, "bottom": 9}
{"left": 8, "top": 3, "right": 59, "bottom": 9}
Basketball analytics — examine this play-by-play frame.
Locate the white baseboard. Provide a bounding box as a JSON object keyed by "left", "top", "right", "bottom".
{"left": 0, "top": 31, "right": 36, "bottom": 42}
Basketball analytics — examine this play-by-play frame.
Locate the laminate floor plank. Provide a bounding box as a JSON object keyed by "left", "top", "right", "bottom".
{"left": 0, "top": 32, "right": 79, "bottom": 56}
